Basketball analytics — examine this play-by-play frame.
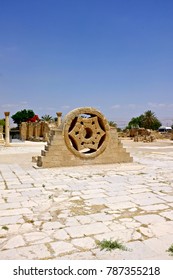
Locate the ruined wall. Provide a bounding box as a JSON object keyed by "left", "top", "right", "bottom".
{"left": 20, "top": 121, "right": 51, "bottom": 141}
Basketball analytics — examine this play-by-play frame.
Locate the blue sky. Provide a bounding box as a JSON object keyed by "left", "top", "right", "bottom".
{"left": 0, "top": 0, "right": 173, "bottom": 127}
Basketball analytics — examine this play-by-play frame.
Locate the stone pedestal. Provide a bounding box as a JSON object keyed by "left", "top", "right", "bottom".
{"left": 4, "top": 112, "right": 10, "bottom": 146}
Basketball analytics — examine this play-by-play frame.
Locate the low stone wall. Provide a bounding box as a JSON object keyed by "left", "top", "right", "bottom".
{"left": 129, "top": 128, "right": 151, "bottom": 137}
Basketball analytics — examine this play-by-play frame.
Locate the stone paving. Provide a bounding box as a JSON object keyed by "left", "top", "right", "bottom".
{"left": 0, "top": 139, "right": 173, "bottom": 259}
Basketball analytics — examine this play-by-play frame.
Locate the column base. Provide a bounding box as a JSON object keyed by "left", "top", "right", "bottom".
{"left": 4, "top": 143, "right": 11, "bottom": 147}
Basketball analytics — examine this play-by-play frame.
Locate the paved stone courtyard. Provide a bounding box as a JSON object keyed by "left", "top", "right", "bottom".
{"left": 0, "top": 139, "right": 173, "bottom": 259}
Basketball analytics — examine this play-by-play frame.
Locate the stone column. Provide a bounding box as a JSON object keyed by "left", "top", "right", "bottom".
{"left": 56, "top": 112, "right": 62, "bottom": 127}
{"left": 4, "top": 112, "right": 10, "bottom": 146}
{"left": 34, "top": 123, "right": 39, "bottom": 139}
{"left": 28, "top": 123, "right": 34, "bottom": 140}
{"left": 20, "top": 122, "right": 27, "bottom": 141}
{"left": 43, "top": 123, "right": 49, "bottom": 142}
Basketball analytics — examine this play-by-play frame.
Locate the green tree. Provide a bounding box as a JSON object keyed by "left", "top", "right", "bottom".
{"left": 142, "top": 110, "right": 161, "bottom": 130}
{"left": 11, "top": 109, "right": 35, "bottom": 127}
{"left": 127, "top": 115, "right": 144, "bottom": 129}
{"left": 0, "top": 119, "right": 5, "bottom": 127}
{"left": 41, "top": 114, "right": 53, "bottom": 122}
{"left": 127, "top": 111, "right": 161, "bottom": 130}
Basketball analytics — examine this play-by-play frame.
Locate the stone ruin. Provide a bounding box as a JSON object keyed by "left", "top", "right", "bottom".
{"left": 0, "top": 125, "right": 4, "bottom": 145}
{"left": 20, "top": 121, "right": 51, "bottom": 141}
{"left": 19, "top": 113, "right": 62, "bottom": 142}
{"left": 128, "top": 128, "right": 173, "bottom": 142}
{"left": 37, "top": 107, "right": 132, "bottom": 168}
{"left": 128, "top": 128, "right": 155, "bottom": 142}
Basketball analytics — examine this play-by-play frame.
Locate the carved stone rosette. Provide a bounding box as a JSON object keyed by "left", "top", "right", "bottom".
{"left": 63, "top": 107, "right": 110, "bottom": 158}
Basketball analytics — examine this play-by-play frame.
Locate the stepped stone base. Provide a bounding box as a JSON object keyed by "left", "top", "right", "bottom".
{"left": 37, "top": 128, "right": 132, "bottom": 168}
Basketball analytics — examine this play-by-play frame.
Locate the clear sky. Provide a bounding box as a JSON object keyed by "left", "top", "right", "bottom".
{"left": 0, "top": 0, "right": 173, "bottom": 127}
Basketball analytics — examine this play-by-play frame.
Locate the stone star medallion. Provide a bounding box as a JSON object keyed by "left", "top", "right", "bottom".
{"left": 63, "top": 107, "right": 110, "bottom": 158}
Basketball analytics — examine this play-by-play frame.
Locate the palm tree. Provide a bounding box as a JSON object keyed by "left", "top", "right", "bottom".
{"left": 41, "top": 114, "right": 53, "bottom": 122}
{"left": 142, "top": 110, "right": 161, "bottom": 130}
{"left": 108, "top": 121, "right": 117, "bottom": 128}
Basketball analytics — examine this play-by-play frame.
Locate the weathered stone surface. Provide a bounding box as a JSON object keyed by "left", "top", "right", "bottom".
{"left": 42, "top": 222, "right": 64, "bottom": 230}
{"left": 134, "top": 214, "right": 165, "bottom": 224}
{"left": 0, "top": 215, "right": 24, "bottom": 226}
{"left": 148, "top": 221, "right": 173, "bottom": 236}
{"left": 23, "top": 232, "right": 51, "bottom": 243}
{"left": 0, "top": 139, "right": 173, "bottom": 260}
{"left": 138, "top": 226, "right": 154, "bottom": 238}
{"left": 50, "top": 241, "right": 76, "bottom": 256}
{"left": 16, "top": 244, "right": 52, "bottom": 259}
{"left": 65, "top": 222, "right": 110, "bottom": 238}
{"left": 139, "top": 204, "right": 169, "bottom": 211}
{"left": 0, "top": 248, "right": 25, "bottom": 260}
{"left": 0, "top": 208, "right": 32, "bottom": 216}
{"left": 71, "top": 237, "right": 96, "bottom": 249}
{"left": 2, "top": 235, "right": 25, "bottom": 249}
{"left": 52, "top": 229, "right": 70, "bottom": 240}
{"left": 106, "top": 201, "right": 136, "bottom": 210}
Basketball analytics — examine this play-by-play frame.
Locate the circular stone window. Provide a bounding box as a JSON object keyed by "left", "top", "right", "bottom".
{"left": 63, "top": 107, "right": 110, "bottom": 158}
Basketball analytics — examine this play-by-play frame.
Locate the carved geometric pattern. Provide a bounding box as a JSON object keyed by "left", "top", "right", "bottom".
{"left": 68, "top": 116, "right": 106, "bottom": 151}
{"left": 63, "top": 107, "right": 110, "bottom": 158}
